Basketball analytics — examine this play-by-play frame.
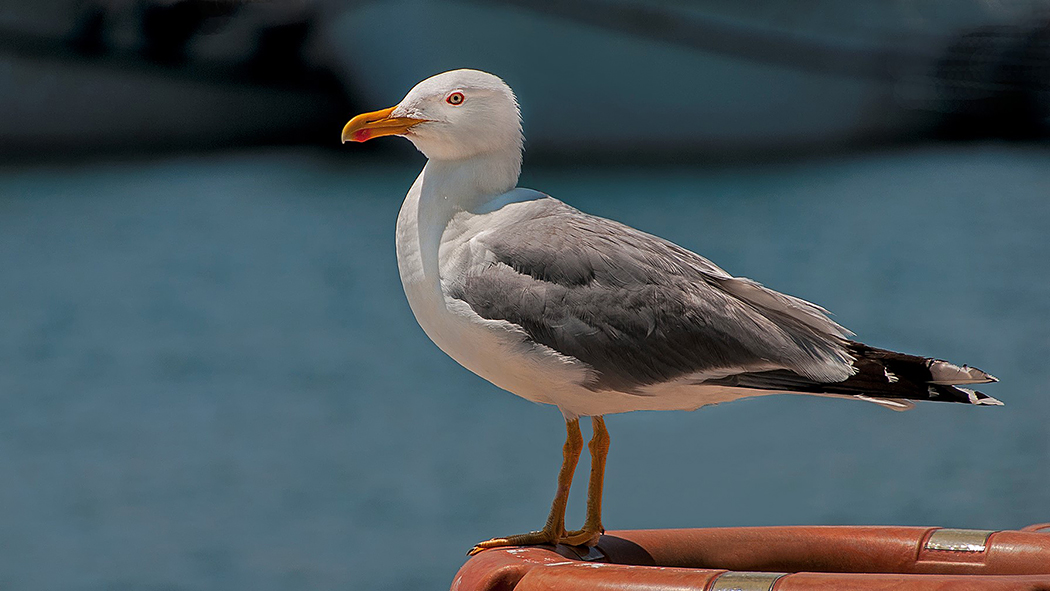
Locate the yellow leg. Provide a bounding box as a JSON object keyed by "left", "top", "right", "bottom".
{"left": 561, "top": 416, "right": 609, "bottom": 547}
{"left": 469, "top": 418, "right": 583, "bottom": 555}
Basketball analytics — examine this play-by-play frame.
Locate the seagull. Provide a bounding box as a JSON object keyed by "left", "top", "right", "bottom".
{"left": 341, "top": 69, "right": 1001, "bottom": 556}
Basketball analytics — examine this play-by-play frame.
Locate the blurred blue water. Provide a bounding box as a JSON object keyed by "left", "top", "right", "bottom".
{"left": 1, "top": 144, "right": 1047, "bottom": 590}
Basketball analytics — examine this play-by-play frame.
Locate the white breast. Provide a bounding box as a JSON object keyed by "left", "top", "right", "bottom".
{"left": 393, "top": 172, "right": 777, "bottom": 419}
{"left": 395, "top": 179, "right": 594, "bottom": 411}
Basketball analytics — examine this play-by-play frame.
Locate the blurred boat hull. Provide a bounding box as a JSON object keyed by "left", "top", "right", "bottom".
{"left": 0, "top": 53, "right": 343, "bottom": 159}
{"left": 327, "top": 0, "right": 1050, "bottom": 158}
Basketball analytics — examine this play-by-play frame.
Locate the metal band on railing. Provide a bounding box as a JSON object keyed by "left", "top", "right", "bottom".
{"left": 710, "top": 571, "right": 786, "bottom": 591}
{"left": 925, "top": 529, "right": 995, "bottom": 552}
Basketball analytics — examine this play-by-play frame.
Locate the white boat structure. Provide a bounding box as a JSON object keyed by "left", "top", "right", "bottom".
{"left": 325, "top": 0, "right": 1050, "bottom": 157}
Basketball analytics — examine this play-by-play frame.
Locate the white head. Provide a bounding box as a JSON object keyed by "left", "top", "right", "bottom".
{"left": 342, "top": 69, "right": 523, "bottom": 163}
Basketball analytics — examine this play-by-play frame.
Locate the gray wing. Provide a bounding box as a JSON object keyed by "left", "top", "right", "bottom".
{"left": 448, "top": 197, "right": 855, "bottom": 393}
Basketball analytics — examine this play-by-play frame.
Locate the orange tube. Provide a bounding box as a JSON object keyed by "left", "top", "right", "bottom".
{"left": 453, "top": 525, "right": 1050, "bottom": 590}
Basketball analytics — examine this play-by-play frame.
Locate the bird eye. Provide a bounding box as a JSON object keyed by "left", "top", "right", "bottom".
{"left": 446, "top": 92, "right": 465, "bottom": 105}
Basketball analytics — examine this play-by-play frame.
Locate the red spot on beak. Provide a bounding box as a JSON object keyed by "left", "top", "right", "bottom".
{"left": 351, "top": 129, "right": 372, "bottom": 142}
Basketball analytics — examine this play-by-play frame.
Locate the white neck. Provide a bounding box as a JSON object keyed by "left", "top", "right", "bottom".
{"left": 395, "top": 146, "right": 522, "bottom": 303}
{"left": 418, "top": 146, "right": 522, "bottom": 209}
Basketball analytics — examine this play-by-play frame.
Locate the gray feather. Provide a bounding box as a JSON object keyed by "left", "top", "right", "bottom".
{"left": 448, "top": 197, "right": 854, "bottom": 392}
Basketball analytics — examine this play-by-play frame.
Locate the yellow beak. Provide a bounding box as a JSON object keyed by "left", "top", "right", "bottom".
{"left": 341, "top": 106, "right": 426, "bottom": 143}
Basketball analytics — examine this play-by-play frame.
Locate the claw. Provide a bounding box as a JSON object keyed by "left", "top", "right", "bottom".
{"left": 560, "top": 525, "right": 603, "bottom": 547}
{"left": 468, "top": 528, "right": 563, "bottom": 556}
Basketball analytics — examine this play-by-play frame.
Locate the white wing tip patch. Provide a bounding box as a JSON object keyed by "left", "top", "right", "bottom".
{"left": 962, "top": 388, "right": 1005, "bottom": 406}
{"left": 929, "top": 360, "right": 998, "bottom": 385}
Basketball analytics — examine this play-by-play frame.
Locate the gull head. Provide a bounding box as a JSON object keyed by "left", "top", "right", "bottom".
{"left": 341, "top": 69, "right": 523, "bottom": 162}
